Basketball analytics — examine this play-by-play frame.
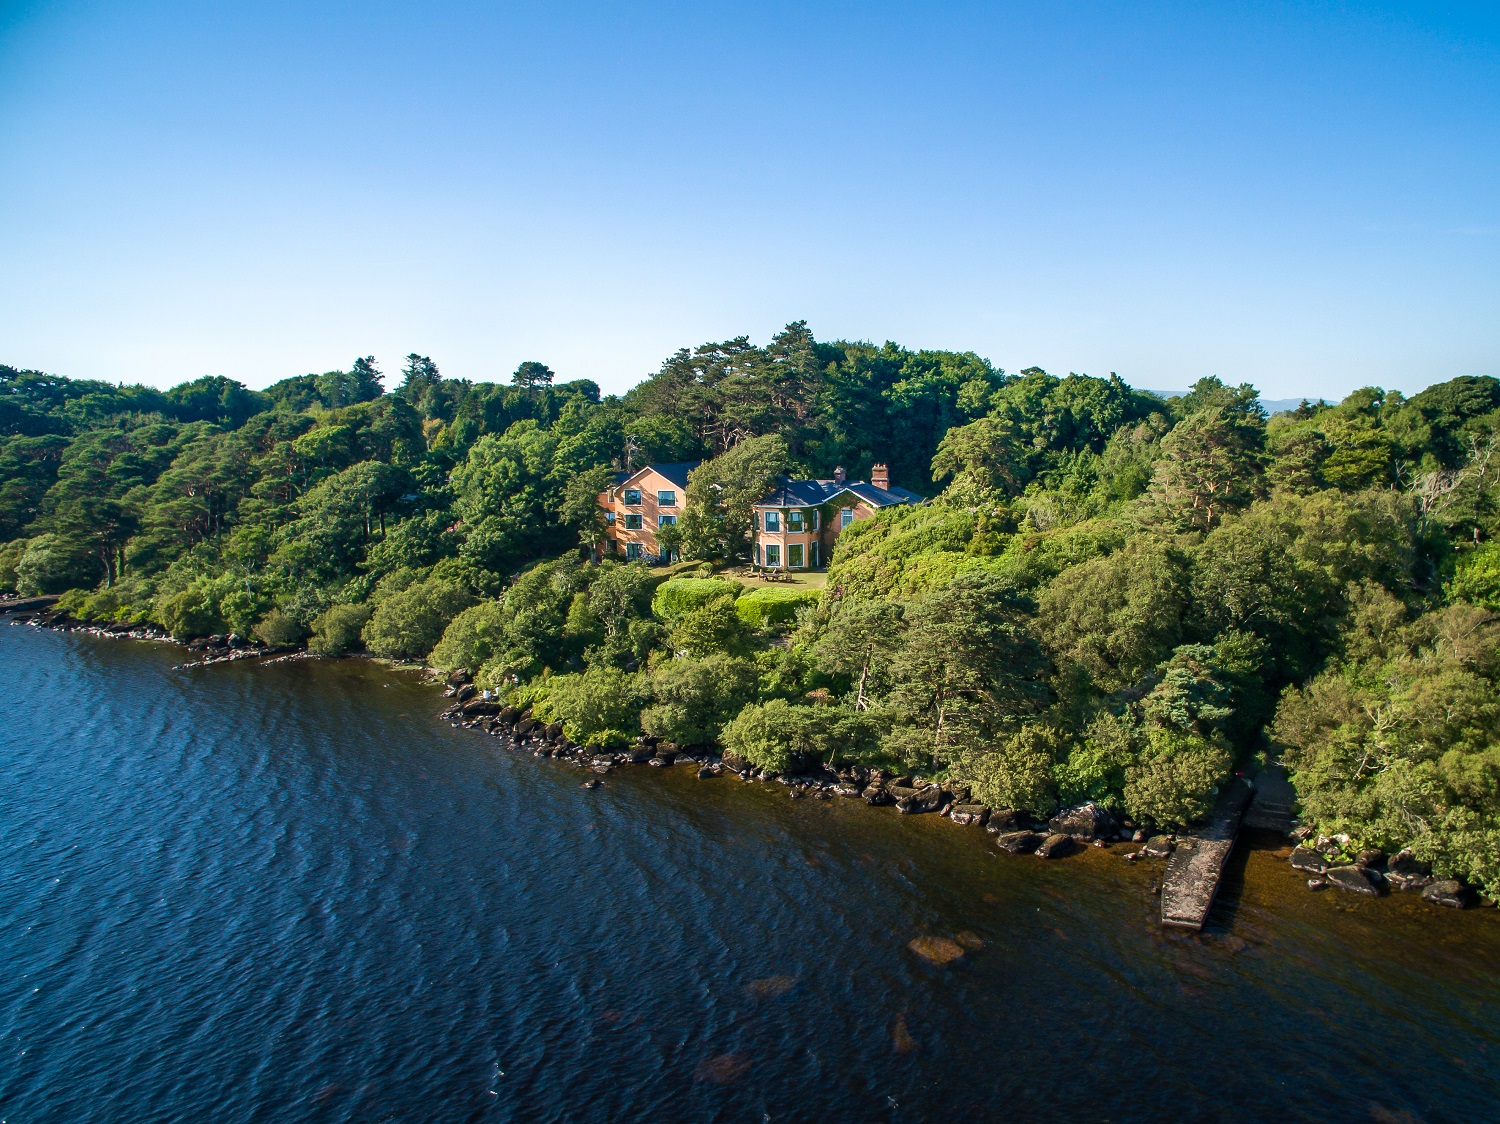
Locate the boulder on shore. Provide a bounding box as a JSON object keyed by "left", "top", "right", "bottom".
{"left": 896, "top": 787, "right": 945, "bottom": 815}
{"left": 863, "top": 786, "right": 894, "bottom": 807}
{"left": 996, "top": 830, "right": 1045, "bottom": 854}
{"left": 1422, "top": 880, "right": 1473, "bottom": 909}
{"left": 1288, "top": 846, "right": 1330, "bottom": 874}
{"left": 1036, "top": 833, "right": 1075, "bottom": 859}
{"left": 1386, "top": 850, "right": 1434, "bottom": 891}
{"left": 985, "top": 810, "right": 1031, "bottom": 835}
{"left": 1049, "top": 802, "right": 1117, "bottom": 841}
{"left": 948, "top": 803, "right": 989, "bottom": 826}
{"left": 1324, "top": 866, "right": 1380, "bottom": 896}
{"left": 1139, "top": 835, "right": 1174, "bottom": 859}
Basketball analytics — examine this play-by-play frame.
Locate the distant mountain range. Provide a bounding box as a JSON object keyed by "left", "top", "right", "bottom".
{"left": 1141, "top": 390, "right": 1331, "bottom": 415}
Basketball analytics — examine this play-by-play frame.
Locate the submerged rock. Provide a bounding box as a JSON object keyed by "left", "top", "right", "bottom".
{"left": 1036, "top": 833, "right": 1076, "bottom": 859}
{"left": 1422, "top": 880, "right": 1473, "bottom": 909}
{"left": 1049, "top": 802, "right": 1117, "bottom": 841}
{"left": 908, "top": 935, "right": 966, "bottom": 965}
{"left": 985, "top": 810, "right": 1031, "bottom": 835}
{"left": 996, "top": 830, "right": 1044, "bottom": 854}
{"left": 1386, "top": 850, "right": 1434, "bottom": 891}
{"left": 1288, "top": 846, "right": 1330, "bottom": 874}
{"left": 1140, "top": 835, "right": 1174, "bottom": 859}
{"left": 1325, "top": 866, "right": 1380, "bottom": 896}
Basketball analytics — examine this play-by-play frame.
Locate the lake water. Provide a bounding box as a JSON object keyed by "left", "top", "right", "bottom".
{"left": 1, "top": 625, "right": 1497, "bottom": 1122}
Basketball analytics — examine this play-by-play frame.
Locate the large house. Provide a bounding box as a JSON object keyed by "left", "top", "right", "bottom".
{"left": 751, "top": 464, "right": 922, "bottom": 570}
{"left": 597, "top": 462, "right": 699, "bottom": 562}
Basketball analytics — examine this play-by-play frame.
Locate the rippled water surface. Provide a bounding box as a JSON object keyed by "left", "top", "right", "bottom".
{"left": 2, "top": 626, "right": 1498, "bottom": 1122}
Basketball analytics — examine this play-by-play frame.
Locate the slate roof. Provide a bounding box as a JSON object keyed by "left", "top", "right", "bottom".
{"left": 620, "top": 461, "right": 700, "bottom": 489}
{"left": 754, "top": 476, "right": 923, "bottom": 509}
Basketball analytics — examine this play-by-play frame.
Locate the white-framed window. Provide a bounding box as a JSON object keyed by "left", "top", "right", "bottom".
{"left": 658, "top": 514, "right": 676, "bottom": 527}
{"left": 624, "top": 513, "right": 643, "bottom": 530}
{"left": 765, "top": 511, "right": 780, "bottom": 532}
{"left": 765, "top": 544, "right": 781, "bottom": 567}
{"left": 657, "top": 489, "right": 676, "bottom": 507}
{"left": 755, "top": 544, "right": 762, "bottom": 566}
{"left": 605, "top": 511, "right": 616, "bottom": 524}
{"left": 811, "top": 542, "right": 819, "bottom": 568}
{"left": 811, "top": 509, "right": 819, "bottom": 531}
{"left": 787, "top": 510, "right": 804, "bottom": 532}
{"left": 788, "top": 544, "right": 804, "bottom": 568}
{"left": 626, "top": 543, "right": 643, "bottom": 560}
{"left": 840, "top": 507, "right": 854, "bottom": 529}
{"left": 624, "top": 488, "right": 642, "bottom": 505}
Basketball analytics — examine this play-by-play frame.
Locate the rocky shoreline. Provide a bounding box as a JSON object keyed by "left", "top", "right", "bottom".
{"left": 4, "top": 598, "right": 1485, "bottom": 918}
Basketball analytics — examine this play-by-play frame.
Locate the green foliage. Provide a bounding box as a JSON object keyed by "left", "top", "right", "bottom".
{"left": 721, "top": 698, "right": 884, "bottom": 773}
{"left": 958, "top": 724, "right": 1064, "bottom": 815}
{"left": 543, "top": 666, "right": 643, "bottom": 747}
{"left": 429, "top": 601, "right": 508, "bottom": 672}
{"left": 650, "top": 576, "right": 742, "bottom": 621}
{"left": 362, "top": 578, "right": 476, "bottom": 661}
{"left": 931, "top": 415, "right": 1029, "bottom": 503}
{"left": 886, "top": 571, "right": 1049, "bottom": 769}
{"left": 1122, "top": 727, "right": 1233, "bottom": 827}
{"left": 9, "top": 348, "right": 1500, "bottom": 886}
{"left": 1037, "top": 536, "right": 1188, "bottom": 691}
{"left": 641, "top": 654, "right": 759, "bottom": 746}
{"left": 155, "top": 581, "right": 226, "bottom": 640}
{"left": 812, "top": 597, "right": 904, "bottom": 708}
{"left": 678, "top": 435, "right": 792, "bottom": 561}
{"left": 734, "top": 586, "right": 819, "bottom": 628}
{"left": 1139, "top": 398, "right": 1266, "bottom": 532}
{"left": 0, "top": 536, "right": 29, "bottom": 592}
{"left": 253, "top": 609, "right": 309, "bottom": 648}
{"left": 309, "top": 603, "right": 372, "bottom": 655}
{"left": 1448, "top": 543, "right": 1500, "bottom": 610}
{"left": 668, "top": 594, "right": 754, "bottom": 657}
{"left": 1275, "top": 602, "right": 1500, "bottom": 894}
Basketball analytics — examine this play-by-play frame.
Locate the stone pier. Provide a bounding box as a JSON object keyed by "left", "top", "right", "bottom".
{"left": 1160, "top": 777, "right": 1255, "bottom": 931}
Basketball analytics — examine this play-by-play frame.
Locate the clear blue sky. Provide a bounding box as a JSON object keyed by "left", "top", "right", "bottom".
{"left": 1, "top": 1, "right": 1496, "bottom": 400}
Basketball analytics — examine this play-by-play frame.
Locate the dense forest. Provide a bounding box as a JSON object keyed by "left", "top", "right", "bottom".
{"left": 4, "top": 325, "right": 1500, "bottom": 895}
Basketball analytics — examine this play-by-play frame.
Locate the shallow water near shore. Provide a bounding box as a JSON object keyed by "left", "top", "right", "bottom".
{"left": 2, "top": 626, "right": 1497, "bottom": 1122}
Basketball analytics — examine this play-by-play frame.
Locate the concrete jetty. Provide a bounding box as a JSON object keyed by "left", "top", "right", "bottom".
{"left": 1160, "top": 777, "right": 1255, "bottom": 931}
{"left": 1242, "top": 763, "right": 1296, "bottom": 834}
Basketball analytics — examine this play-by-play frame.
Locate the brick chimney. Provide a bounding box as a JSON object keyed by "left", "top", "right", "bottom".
{"left": 870, "top": 463, "right": 889, "bottom": 490}
{"left": 833, "top": 466, "right": 846, "bottom": 484}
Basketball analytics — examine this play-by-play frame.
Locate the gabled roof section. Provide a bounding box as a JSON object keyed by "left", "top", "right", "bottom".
{"left": 754, "top": 476, "right": 924, "bottom": 509}
{"left": 619, "top": 461, "right": 700, "bottom": 490}
{"left": 843, "top": 481, "right": 924, "bottom": 506}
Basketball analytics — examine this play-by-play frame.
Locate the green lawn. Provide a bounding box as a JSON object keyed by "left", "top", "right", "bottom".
{"left": 725, "top": 568, "right": 828, "bottom": 592}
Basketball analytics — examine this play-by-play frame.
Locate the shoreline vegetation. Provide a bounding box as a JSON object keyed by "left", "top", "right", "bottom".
{"left": 4, "top": 331, "right": 1500, "bottom": 912}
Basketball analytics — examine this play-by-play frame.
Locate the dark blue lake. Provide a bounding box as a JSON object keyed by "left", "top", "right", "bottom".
{"left": 2, "top": 625, "right": 1497, "bottom": 1122}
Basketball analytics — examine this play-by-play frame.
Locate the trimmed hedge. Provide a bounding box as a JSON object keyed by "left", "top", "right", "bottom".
{"left": 734, "top": 586, "right": 820, "bottom": 628}
{"left": 651, "top": 576, "right": 742, "bottom": 621}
